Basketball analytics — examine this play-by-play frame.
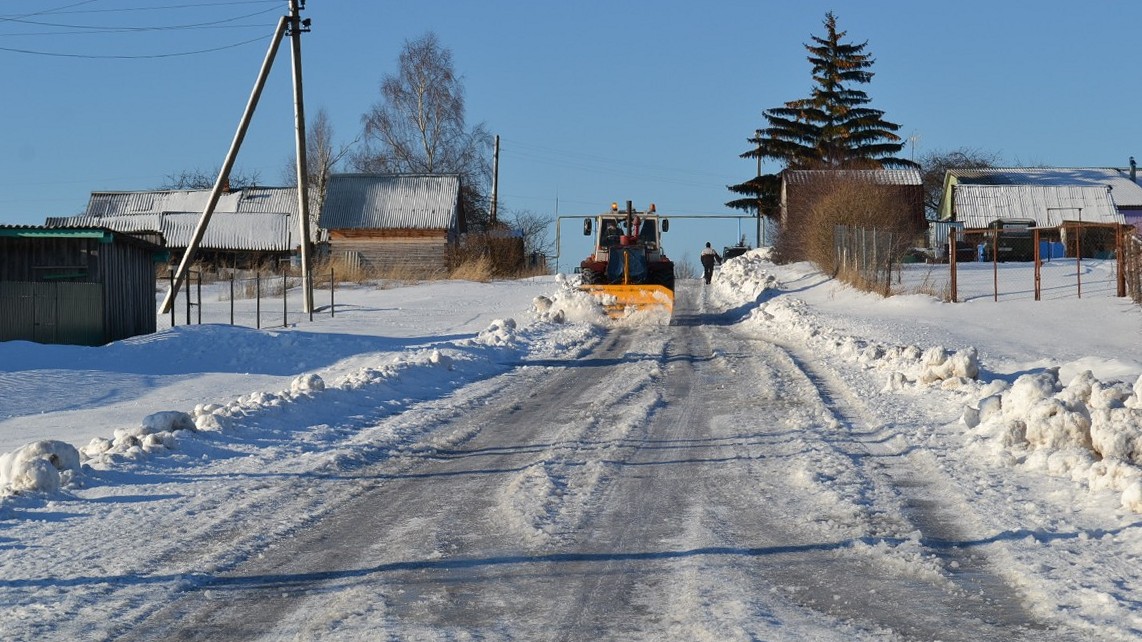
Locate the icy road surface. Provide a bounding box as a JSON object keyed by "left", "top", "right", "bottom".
{"left": 116, "top": 283, "right": 1087, "bottom": 641}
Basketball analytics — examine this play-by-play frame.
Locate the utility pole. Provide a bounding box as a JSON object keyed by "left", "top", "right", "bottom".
{"left": 755, "top": 129, "right": 763, "bottom": 248}
{"left": 490, "top": 134, "right": 500, "bottom": 226}
{"left": 288, "top": 0, "right": 314, "bottom": 313}
{"left": 160, "top": 16, "right": 288, "bottom": 314}
{"left": 160, "top": 1, "right": 314, "bottom": 315}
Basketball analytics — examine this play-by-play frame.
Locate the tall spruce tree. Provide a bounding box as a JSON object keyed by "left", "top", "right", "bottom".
{"left": 728, "top": 12, "right": 911, "bottom": 216}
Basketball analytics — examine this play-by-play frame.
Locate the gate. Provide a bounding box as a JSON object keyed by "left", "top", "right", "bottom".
{"left": 0, "top": 282, "right": 104, "bottom": 345}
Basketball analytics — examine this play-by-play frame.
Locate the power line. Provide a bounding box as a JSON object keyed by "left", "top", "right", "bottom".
{"left": 0, "top": 34, "right": 267, "bottom": 58}
{"left": 0, "top": 1, "right": 278, "bottom": 18}
{"left": 3, "top": 6, "right": 278, "bottom": 32}
{"left": 0, "top": 0, "right": 281, "bottom": 59}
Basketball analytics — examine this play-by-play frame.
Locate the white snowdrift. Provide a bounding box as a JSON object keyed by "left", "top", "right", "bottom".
{"left": 965, "top": 368, "right": 1142, "bottom": 512}
{"left": 713, "top": 249, "right": 1142, "bottom": 514}
{"left": 0, "top": 278, "right": 601, "bottom": 499}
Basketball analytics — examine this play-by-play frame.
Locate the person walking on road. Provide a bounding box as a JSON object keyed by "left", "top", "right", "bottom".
{"left": 700, "top": 242, "right": 722, "bottom": 285}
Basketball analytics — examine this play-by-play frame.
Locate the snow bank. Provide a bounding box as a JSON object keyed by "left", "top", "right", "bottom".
{"left": 532, "top": 274, "right": 608, "bottom": 325}
{"left": 717, "top": 252, "right": 1142, "bottom": 513}
{"left": 0, "top": 281, "right": 598, "bottom": 508}
{"left": 966, "top": 368, "right": 1142, "bottom": 511}
{"left": 713, "top": 253, "right": 979, "bottom": 392}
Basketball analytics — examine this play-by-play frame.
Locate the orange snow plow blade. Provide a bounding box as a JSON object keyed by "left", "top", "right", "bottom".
{"left": 580, "top": 284, "right": 674, "bottom": 318}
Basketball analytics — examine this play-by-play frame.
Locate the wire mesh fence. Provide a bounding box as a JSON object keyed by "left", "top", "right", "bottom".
{"left": 158, "top": 267, "right": 338, "bottom": 330}
{"left": 1125, "top": 234, "right": 1142, "bottom": 304}
{"left": 947, "top": 225, "right": 1123, "bottom": 302}
{"left": 833, "top": 225, "right": 911, "bottom": 294}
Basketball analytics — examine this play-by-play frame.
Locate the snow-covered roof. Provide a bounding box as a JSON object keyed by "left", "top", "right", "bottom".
{"left": 319, "top": 173, "right": 462, "bottom": 230}
{"left": 952, "top": 184, "right": 1123, "bottom": 228}
{"left": 783, "top": 169, "right": 922, "bottom": 186}
{"left": 947, "top": 167, "right": 1142, "bottom": 208}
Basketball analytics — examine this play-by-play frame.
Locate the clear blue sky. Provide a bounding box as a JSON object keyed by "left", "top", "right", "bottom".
{"left": 2, "top": 1, "right": 1140, "bottom": 271}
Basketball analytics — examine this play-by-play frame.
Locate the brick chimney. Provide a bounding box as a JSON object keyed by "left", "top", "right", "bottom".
{"left": 1131, "top": 156, "right": 1137, "bottom": 183}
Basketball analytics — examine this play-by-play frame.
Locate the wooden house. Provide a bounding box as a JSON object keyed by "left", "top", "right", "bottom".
{"left": 934, "top": 168, "right": 1134, "bottom": 258}
{"left": 319, "top": 174, "right": 465, "bottom": 275}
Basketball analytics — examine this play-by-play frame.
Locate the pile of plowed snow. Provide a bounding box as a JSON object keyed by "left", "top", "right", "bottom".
{"left": 713, "top": 248, "right": 1142, "bottom": 513}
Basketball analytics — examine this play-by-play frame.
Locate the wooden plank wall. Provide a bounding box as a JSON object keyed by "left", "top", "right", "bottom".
{"left": 329, "top": 232, "right": 451, "bottom": 276}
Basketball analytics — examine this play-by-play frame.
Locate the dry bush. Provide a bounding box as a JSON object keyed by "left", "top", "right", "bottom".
{"left": 778, "top": 175, "right": 919, "bottom": 276}
{"left": 448, "top": 232, "right": 526, "bottom": 278}
{"left": 319, "top": 253, "right": 372, "bottom": 284}
{"left": 674, "top": 255, "right": 698, "bottom": 280}
{"left": 450, "top": 254, "right": 495, "bottom": 282}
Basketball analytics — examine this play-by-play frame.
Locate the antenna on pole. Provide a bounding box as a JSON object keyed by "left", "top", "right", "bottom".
{"left": 490, "top": 134, "right": 500, "bottom": 226}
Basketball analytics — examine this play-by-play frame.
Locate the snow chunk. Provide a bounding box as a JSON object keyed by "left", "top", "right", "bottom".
{"left": 290, "top": 373, "right": 326, "bottom": 394}
{"left": 0, "top": 440, "right": 82, "bottom": 493}
{"left": 476, "top": 318, "right": 518, "bottom": 346}
{"left": 918, "top": 346, "right": 979, "bottom": 384}
{"left": 140, "top": 410, "right": 197, "bottom": 435}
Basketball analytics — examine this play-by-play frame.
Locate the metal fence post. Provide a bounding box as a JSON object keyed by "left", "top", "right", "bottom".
{"left": 230, "top": 275, "right": 235, "bottom": 325}
{"left": 283, "top": 272, "right": 288, "bottom": 328}
{"left": 330, "top": 265, "right": 335, "bottom": 317}
{"left": 169, "top": 268, "right": 176, "bottom": 327}
{"left": 256, "top": 273, "right": 261, "bottom": 329}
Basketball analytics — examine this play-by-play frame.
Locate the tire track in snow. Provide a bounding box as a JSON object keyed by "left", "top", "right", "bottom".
{"left": 757, "top": 330, "right": 1084, "bottom": 640}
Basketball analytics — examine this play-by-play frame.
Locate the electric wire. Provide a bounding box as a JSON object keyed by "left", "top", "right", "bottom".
{"left": 0, "top": 0, "right": 282, "bottom": 58}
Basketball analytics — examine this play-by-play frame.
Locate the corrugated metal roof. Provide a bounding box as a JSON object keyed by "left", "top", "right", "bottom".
{"left": 953, "top": 185, "right": 1123, "bottom": 228}
{"left": 783, "top": 169, "right": 922, "bottom": 186}
{"left": 947, "top": 168, "right": 1142, "bottom": 207}
{"left": 320, "top": 173, "right": 461, "bottom": 230}
{"left": 46, "top": 212, "right": 293, "bottom": 251}
{"left": 63, "top": 186, "right": 308, "bottom": 251}
{"left": 161, "top": 212, "right": 292, "bottom": 251}
{"left": 0, "top": 225, "right": 160, "bottom": 248}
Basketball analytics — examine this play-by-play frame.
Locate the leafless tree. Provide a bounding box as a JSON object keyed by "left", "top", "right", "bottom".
{"left": 282, "top": 107, "right": 358, "bottom": 227}
{"left": 508, "top": 208, "right": 554, "bottom": 259}
{"left": 918, "top": 147, "right": 1002, "bottom": 219}
{"left": 162, "top": 167, "right": 261, "bottom": 191}
{"left": 353, "top": 32, "right": 493, "bottom": 228}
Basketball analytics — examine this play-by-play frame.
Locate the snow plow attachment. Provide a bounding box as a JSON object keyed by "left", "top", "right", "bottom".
{"left": 581, "top": 284, "right": 674, "bottom": 318}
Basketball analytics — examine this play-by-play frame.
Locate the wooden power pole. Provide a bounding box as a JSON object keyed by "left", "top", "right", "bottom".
{"left": 161, "top": 1, "right": 314, "bottom": 314}
{"left": 289, "top": 0, "right": 314, "bottom": 313}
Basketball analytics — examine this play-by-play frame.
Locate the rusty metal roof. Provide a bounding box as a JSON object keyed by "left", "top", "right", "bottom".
{"left": 319, "top": 173, "right": 462, "bottom": 230}
{"left": 953, "top": 185, "right": 1124, "bottom": 228}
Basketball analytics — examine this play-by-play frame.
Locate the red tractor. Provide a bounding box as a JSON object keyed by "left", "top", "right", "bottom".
{"left": 579, "top": 201, "right": 675, "bottom": 317}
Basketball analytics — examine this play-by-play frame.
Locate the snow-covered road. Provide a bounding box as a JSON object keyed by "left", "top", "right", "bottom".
{"left": 4, "top": 255, "right": 1142, "bottom": 640}
{"left": 111, "top": 283, "right": 1087, "bottom": 640}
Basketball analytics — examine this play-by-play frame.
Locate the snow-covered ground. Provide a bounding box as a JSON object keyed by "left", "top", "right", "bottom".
{"left": 2, "top": 253, "right": 1142, "bottom": 639}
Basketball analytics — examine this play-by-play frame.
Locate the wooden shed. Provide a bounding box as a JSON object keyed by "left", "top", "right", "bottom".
{"left": 0, "top": 226, "right": 162, "bottom": 345}
{"left": 319, "top": 173, "right": 465, "bottom": 275}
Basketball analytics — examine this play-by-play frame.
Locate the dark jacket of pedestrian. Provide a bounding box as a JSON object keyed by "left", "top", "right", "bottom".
{"left": 700, "top": 242, "right": 722, "bottom": 284}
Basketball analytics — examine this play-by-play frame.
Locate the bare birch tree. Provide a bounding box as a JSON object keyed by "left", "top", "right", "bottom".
{"left": 283, "top": 107, "right": 357, "bottom": 228}
{"left": 353, "top": 32, "right": 493, "bottom": 229}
